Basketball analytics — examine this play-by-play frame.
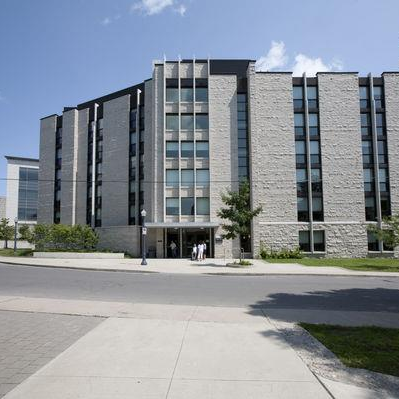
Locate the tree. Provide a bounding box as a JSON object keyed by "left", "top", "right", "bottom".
{"left": 0, "top": 218, "right": 14, "bottom": 249}
{"left": 19, "top": 224, "right": 33, "bottom": 242}
{"left": 217, "top": 180, "right": 262, "bottom": 245}
{"left": 368, "top": 215, "right": 399, "bottom": 250}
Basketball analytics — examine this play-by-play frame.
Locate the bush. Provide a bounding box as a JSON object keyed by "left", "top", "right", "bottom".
{"left": 30, "top": 224, "right": 99, "bottom": 251}
{"left": 259, "top": 242, "right": 303, "bottom": 259}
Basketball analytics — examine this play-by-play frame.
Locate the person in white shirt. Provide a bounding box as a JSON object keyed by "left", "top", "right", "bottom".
{"left": 191, "top": 244, "right": 197, "bottom": 261}
{"left": 203, "top": 242, "right": 207, "bottom": 260}
{"left": 197, "top": 242, "right": 204, "bottom": 261}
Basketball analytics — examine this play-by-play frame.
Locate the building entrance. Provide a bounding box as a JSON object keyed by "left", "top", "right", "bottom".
{"left": 165, "top": 228, "right": 214, "bottom": 258}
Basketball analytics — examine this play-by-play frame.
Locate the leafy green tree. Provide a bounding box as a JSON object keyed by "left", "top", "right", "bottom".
{"left": 368, "top": 215, "right": 399, "bottom": 250}
{"left": 19, "top": 224, "right": 33, "bottom": 242}
{"left": 0, "top": 218, "right": 14, "bottom": 249}
{"left": 217, "top": 180, "right": 262, "bottom": 244}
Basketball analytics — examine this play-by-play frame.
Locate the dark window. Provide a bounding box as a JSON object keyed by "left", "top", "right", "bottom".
{"left": 196, "top": 197, "right": 210, "bottom": 215}
{"left": 310, "top": 141, "right": 320, "bottom": 165}
{"left": 365, "top": 196, "right": 377, "bottom": 221}
{"left": 309, "top": 113, "right": 319, "bottom": 136}
{"left": 166, "top": 198, "right": 179, "bottom": 215}
{"left": 166, "top": 88, "right": 179, "bottom": 103}
{"left": 296, "top": 169, "right": 307, "bottom": 196}
{"left": 367, "top": 230, "right": 379, "bottom": 251}
{"left": 196, "top": 141, "right": 209, "bottom": 158}
{"left": 378, "top": 140, "right": 388, "bottom": 164}
{"left": 181, "top": 197, "right": 194, "bottom": 215}
{"left": 363, "top": 168, "right": 374, "bottom": 193}
{"left": 299, "top": 231, "right": 310, "bottom": 252}
{"left": 294, "top": 113, "right": 305, "bottom": 136}
{"left": 166, "top": 114, "right": 179, "bottom": 130}
{"left": 295, "top": 141, "right": 306, "bottom": 165}
{"left": 376, "top": 113, "right": 385, "bottom": 136}
{"left": 313, "top": 230, "right": 325, "bottom": 251}
{"left": 181, "top": 114, "right": 194, "bottom": 130}
{"left": 381, "top": 195, "right": 391, "bottom": 217}
{"left": 373, "top": 86, "right": 384, "bottom": 109}
{"left": 359, "top": 86, "right": 370, "bottom": 109}
{"left": 312, "top": 197, "right": 324, "bottom": 221}
{"left": 18, "top": 167, "right": 38, "bottom": 221}
{"left": 362, "top": 140, "right": 373, "bottom": 165}
{"left": 195, "top": 114, "right": 208, "bottom": 130}
{"left": 361, "top": 113, "right": 371, "bottom": 137}
{"left": 311, "top": 168, "right": 322, "bottom": 193}
{"left": 166, "top": 141, "right": 179, "bottom": 158}
{"left": 181, "top": 141, "right": 194, "bottom": 158}
{"left": 293, "top": 86, "right": 303, "bottom": 109}
{"left": 297, "top": 197, "right": 309, "bottom": 222}
{"left": 307, "top": 86, "right": 318, "bottom": 109}
{"left": 195, "top": 87, "right": 208, "bottom": 102}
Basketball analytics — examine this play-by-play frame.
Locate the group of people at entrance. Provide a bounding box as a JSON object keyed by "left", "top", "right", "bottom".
{"left": 191, "top": 241, "right": 207, "bottom": 261}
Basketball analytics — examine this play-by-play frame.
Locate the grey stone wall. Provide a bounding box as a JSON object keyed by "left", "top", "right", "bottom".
{"left": 75, "top": 109, "right": 89, "bottom": 225}
{"left": 248, "top": 66, "right": 298, "bottom": 256}
{"left": 96, "top": 226, "right": 140, "bottom": 256}
{"left": 383, "top": 73, "right": 399, "bottom": 215}
{"left": 102, "top": 95, "right": 130, "bottom": 226}
{"left": 60, "top": 109, "right": 78, "bottom": 225}
{"left": 318, "top": 73, "right": 367, "bottom": 257}
{"left": 209, "top": 74, "right": 239, "bottom": 258}
{"left": 38, "top": 116, "right": 56, "bottom": 224}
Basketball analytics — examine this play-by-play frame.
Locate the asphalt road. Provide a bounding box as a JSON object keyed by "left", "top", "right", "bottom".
{"left": 1, "top": 262, "right": 399, "bottom": 312}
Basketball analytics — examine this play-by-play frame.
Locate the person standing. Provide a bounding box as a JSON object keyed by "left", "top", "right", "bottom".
{"left": 197, "top": 241, "right": 204, "bottom": 261}
{"left": 203, "top": 241, "right": 207, "bottom": 260}
{"left": 191, "top": 243, "right": 197, "bottom": 261}
{"left": 170, "top": 241, "right": 177, "bottom": 258}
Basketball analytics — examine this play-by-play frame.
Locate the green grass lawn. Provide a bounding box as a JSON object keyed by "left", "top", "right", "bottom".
{"left": 0, "top": 248, "right": 33, "bottom": 257}
{"left": 264, "top": 257, "right": 399, "bottom": 272}
{"left": 300, "top": 323, "right": 399, "bottom": 377}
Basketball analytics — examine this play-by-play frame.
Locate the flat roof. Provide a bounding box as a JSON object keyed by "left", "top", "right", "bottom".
{"left": 5, "top": 155, "right": 39, "bottom": 163}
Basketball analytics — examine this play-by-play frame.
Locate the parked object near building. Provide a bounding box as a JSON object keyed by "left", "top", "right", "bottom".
{"left": 5, "top": 156, "right": 39, "bottom": 225}
{"left": 37, "top": 59, "right": 399, "bottom": 258}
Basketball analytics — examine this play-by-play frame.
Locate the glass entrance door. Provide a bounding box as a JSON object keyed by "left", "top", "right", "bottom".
{"left": 182, "top": 229, "right": 212, "bottom": 258}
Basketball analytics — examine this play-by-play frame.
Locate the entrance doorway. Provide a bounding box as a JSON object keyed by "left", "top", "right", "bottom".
{"left": 165, "top": 228, "right": 214, "bottom": 258}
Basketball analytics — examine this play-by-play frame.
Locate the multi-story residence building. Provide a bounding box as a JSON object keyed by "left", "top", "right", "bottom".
{"left": 38, "top": 60, "right": 399, "bottom": 258}
{"left": 5, "top": 156, "right": 39, "bottom": 224}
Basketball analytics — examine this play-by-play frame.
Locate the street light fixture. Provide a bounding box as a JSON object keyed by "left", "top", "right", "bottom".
{"left": 141, "top": 209, "right": 147, "bottom": 265}
{"left": 13, "top": 217, "right": 18, "bottom": 254}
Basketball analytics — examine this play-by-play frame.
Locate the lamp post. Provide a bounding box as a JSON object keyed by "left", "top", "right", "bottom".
{"left": 141, "top": 209, "right": 147, "bottom": 265}
{"left": 13, "top": 217, "right": 18, "bottom": 254}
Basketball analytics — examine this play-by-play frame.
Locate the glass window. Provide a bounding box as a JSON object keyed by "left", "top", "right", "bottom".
{"left": 181, "top": 141, "right": 194, "bottom": 158}
{"left": 361, "top": 113, "right": 371, "bottom": 136}
{"left": 293, "top": 86, "right": 303, "bottom": 100}
{"left": 181, "top": 169, "right": 194, "bottom": 186}
{"left": 312, "top": 198, "right": 323, "bottom": 221}
{"left": 311, "top": 168, "right": 322, "bottom": 193}
{"left": 294, "top": 113, "right": 305, "bottom": 136}
{"left": 309, "top": 113, "right": 319, "bottom": 136}
{"left": 296, "top": 169, "right": 307, "bottom": 196}
{"left": 381, "top": 195, "right": 391, "bottom": 217}
{"left": 367, "top": 230, "right": 379, "bottom": 251}
{"left": 359, "top": 86, "right": 369, "bottom": 109}
{"left": 196, "top": 141, "right": 209, "bottom": 158}
{"left": 166, "top": 198, "right": 179, "bottom": 215}
{"left": 166, "top": 169, "right": 179, "bottom": 187}
{"left": 379, "top": 168, "right": 388, "bottom": 192}
{"left": 181, "top": 114, "right": 194, "bottom": 130}
{"left": 295, "top": 140, "right": 306, "bottom": 164}
{"left": 196, "top": 169, "right": 209, "bottom": 186}
{"left": 373, "top": 86, "right": 384, "bottom": 109}
{"left": 313, "top": 230, "right": 325, "bottom": 251}
{"left": 181, "top": 197, "right": 194, "bottom": 215}
{"left": 166, "top": 114, "right": 179, "bottom": 130}
{"left": 196, "top": 197, "right": 210, "bottom": 215}
{"left": 365, "top": 196, "right": 376, "bottom": 221}
{"left": 166, "top": 88, "right": 179, "bottom": 103}
{"left": 195, "top": 114, "right": 208, "bottom": 130}
{"left": 56, "top": 148, "right": 62, "bottom": 159}
{"left": 378, "top": 140, "right": 388, "bottom": 164}
{"left": 195, "top": 87, "right": 208, "bottom": 102}
{"left": 296, "top": 169, "right": 307, "bottom": 182}
{"left": 299, "top": 231, "right": 310, "bottom": 252}
{"left": 376, "top": 113, "right": 385, "bottom": 136}
{"left": 307, "top": 86, "right": 318, "bottom": 108}
{"left": 181, "top": 88, "right": 193, "bottom": 102}
{"left": 362, "top": 141, "right": 373, "bottom": 164}
{"left": 166, "top": 141, "right": 179, "bottom": 158}
{"left": 310, "top": 141, "right": 320, "bottom": 164}
{"left": 297, "top": 197, "right": 309, "bottom": 222}
{"left": 363, "top": 168, "right": 374, "bottom": 192}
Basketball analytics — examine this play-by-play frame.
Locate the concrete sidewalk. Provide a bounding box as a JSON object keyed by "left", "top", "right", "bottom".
{"left": 1, "top": 256, "right": 399, "bottom": 277}
{"left": 1, "top": 296, "right": 397, "bottom": 398}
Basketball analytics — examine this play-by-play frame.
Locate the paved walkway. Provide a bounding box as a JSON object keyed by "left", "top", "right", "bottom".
{"left": 1, "top": 295, "right": 398, "bottom": 398}
{"left": 1, "top": 256, "right": 399, "bottom": 277}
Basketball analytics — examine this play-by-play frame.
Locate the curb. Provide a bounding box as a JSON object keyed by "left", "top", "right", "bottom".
{"left": 1, "top": 259, "right": 399, "bottom": 277}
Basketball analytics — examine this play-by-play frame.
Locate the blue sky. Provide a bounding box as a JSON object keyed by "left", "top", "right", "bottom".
{"left": 0, "top": 0, "right": 398, "bottom": 195}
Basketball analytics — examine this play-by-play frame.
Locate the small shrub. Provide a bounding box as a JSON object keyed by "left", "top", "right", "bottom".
{"left": 260, "top": 242, "right": 303, "bottom": 259}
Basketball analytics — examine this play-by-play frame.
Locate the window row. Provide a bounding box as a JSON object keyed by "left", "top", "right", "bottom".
{"left": 299, "top": 230, "right": 325, "bottom": 252}
{"left": 166, "top": 197, "right": 210, "bottom": 215}
{"left": 363, "top": 167, "right": 390, "bottom": 193}
{"left": 295, "top": 140, "right": 321, "bottom": 165}
{"left": 361, "top": 140, "right": 388, "bottom": 165}
{"left": 293, "top": 86, "right": 318, "bottom": 109}
{"left": 297, "top": 197, "right": 323, "bottom": 222}
{"left": 166, "top": 169, "right": 209, "bottom": 187}
{"left": 166, "top": 87, "right": 208, "bottom": 103}
{"left": 166, "top": 113, "right": 208, "bottom": 130}
{"left": 360, "top": 112, "right": 385, "bottom": 137}
{"left": 294, "top": 113, "right": 319, "bottom": 136}
{"left": 166, "top": 141, "right": 209, "bottom": 158}
{"left": 359, "top": 86, "right": 384, "bottom": 109}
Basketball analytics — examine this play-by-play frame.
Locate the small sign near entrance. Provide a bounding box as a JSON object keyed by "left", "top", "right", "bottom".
{"left": 215, "top": 235, "right": 223, "bottom": 243}
{"left": 142, "top": 227, "right": 147, "bottom": 235}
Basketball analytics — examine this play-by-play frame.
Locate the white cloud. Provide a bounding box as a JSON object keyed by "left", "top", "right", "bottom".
{"left": 132, "top": 0, "right": 174, "bottom": 15}
{"left": 292, "top": 54, "right": 343, "bottom": 76}
{"left": 175, "top": 4, "right": 186, "bottom": 16}
{"left": 101, "top": 17, "right": 112, "bottom": 26}
{"left": 256, "top": 41, "right": 344, "bottom": 76}
{"left": 255, "top": 41, "right": 288, "bottom": 71}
